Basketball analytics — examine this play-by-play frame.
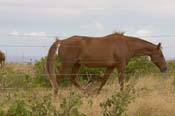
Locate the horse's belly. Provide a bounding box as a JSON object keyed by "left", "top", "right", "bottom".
{"left": 79, "top": 58, "right": 116, "bottom": 67}
{"left": 78, "top": 47, "right": 116, "bottom": 67}
{"left": 83, "top": 63, "right": 116, "bottom": 68}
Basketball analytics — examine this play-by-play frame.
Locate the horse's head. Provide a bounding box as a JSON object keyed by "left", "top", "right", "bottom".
{"left": 150, "top": 43, "right": 167, "bottom": 73}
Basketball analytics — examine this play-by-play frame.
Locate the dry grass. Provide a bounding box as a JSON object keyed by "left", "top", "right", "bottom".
{"left": 49, "top": 75, "right": 175, "bottom": 116}
{"left": 2, "top": 64, "right": 35, "bottom": 78}
{"left": 126, "top": 76, "right": 175, "bottom": 116}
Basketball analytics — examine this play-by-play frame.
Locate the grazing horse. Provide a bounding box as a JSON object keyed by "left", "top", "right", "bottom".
{"left": 46, "top": 33, "right": 167, "bottom": 94}
{"left": 0, "top": 50, "right": 5, "bottom": 68}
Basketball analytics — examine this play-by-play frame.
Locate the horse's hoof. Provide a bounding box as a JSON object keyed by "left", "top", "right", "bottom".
{"left": 81, "top": 88, "right": 87, "bottom": 93}
{"left": 91, "top": 88, "right": 100, "bottom": 95}
{"left": 96, "top": 90, "right": 101, "bottom": 95}
{"left": 53, "top": 89, "right": 58, "bottom": 96}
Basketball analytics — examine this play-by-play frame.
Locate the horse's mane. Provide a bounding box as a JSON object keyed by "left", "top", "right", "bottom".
{"left": 113, "top": 31, "right": 125, "bottom": 35}
{"left": 135, "top": 37, "right": 157, "bottom": 46}
{"left": 106, "top": 31, "right": 125, "bottom": 37}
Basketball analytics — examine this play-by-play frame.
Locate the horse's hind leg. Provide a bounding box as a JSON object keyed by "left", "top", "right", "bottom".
{"left": 97, "top": 67, "right": 115, "bottom": 94}
{"left": 3, "top": 60, "right": 5, "bottom": 66}
{"left": 2, "top": 61, "right": 5, "bottom": 67}
{"left": 70, "top": 64, "right": 82, "bottom": 89}
{"left": 0, "top": 62, "right": 2, "bottom": 68}
{"left": 56, "top": 63, "right": 73, "bottom": 85}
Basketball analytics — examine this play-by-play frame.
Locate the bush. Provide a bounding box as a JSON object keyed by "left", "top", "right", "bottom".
{"left": 166, "top": 61, "right": 175, "bottom": 75}
{"left": 7, "top": 100, "right": 31, "bottom": 116}
{"left": 0, "top": 107, "right": 5, "bottom": 116}
{"left": 58, "top": 92, "right": 86, "bottom": 116}
{"left": 0, "top": 95, "right": 55, "bottom": 116}
{"left": 35, "top": 57, "right": 52, "bottom": 87}
{"left": 78, "top": 66, "right": 105, "bottom": 84}
{"left": 29, "top": 94, "right": 57, "bottom": 116}
{"left": 0, "top": 91, "right": 86, "bottom": 116}
{"left": 100, "top": 85, "right": 135, "bottom": 116}
{"left": 125, "top": 56, "right": 155, "bottom": 78}
{"left": 0, "top": 66, "right": 34, "bottom": 89}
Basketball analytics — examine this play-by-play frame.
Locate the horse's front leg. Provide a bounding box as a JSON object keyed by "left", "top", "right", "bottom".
{"left": 0, "top": 62, "right": 2, "bottom": 68}
{"left": 3, "top": 60, "right": 5, "bottom": 66}
{"left": 117, "top": 62, "right": 126, "bottom": 91}
{"left": 97, "top": 66, "right": 115, "bottom": 94}
{"left": 118, "top": 72, "right": 125, "bottom": 90}
{"left": 70, "top": 64, "right": 82, "bottom": 90}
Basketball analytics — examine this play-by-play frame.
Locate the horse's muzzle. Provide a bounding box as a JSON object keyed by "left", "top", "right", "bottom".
{"left": 160, "top": 67, "right": 167, "bottom": 73}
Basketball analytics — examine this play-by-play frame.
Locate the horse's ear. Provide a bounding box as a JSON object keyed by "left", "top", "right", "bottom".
{"left": 157, "top": 43, "right": 161, "bottom": 49}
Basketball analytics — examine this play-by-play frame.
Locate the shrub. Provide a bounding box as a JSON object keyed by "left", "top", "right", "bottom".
{"left": 78, "top": 66, "right": 105, "bottom": 84}
{"left": 166, "top": 61, "right": 175, "bottom": 75}
{"left": 0, "top": 91, "right": 86, "bottom": 116}
{"left": 29, "top": 94, "right": 56, "bottom": 116}
{"left": 125, "top": 56, "right": 155, "bottom": 78}
{"left": 58, "top": 92, "right": 86, "bottom": 116}
{"left": 7, "top": 99, "right": 31, "bottom": 116}
{"left": 0, "top": 107, "right": 5, "bottom": 116}
{"left": 100, "top": 85, "right": 135, "bottom": 116}
{"left": 0, "top": 66, "right": 34, "bottom": 88}
{"left": 34, "top": 57, "right": 52, "bottom": 87}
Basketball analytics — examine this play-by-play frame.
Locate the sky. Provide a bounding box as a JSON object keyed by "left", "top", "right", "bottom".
{"left": 0, "top": 0, "right": 174, "bottom": 61}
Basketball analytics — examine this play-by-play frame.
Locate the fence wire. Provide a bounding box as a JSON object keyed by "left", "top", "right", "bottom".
{"left": 0, "top": 33, "right": 175, "bottom": 38}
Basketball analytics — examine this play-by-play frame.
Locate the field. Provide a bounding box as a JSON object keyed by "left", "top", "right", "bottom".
{"left": 0, "top": 61, "right": 175, "bottom": 116}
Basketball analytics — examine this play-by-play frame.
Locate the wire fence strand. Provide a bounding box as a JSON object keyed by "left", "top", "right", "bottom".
{"left": 0, "top": 33, "right": 175, "bottom": 38}
{"left": 0, "top": 44, "right": 174, "bottom": 48}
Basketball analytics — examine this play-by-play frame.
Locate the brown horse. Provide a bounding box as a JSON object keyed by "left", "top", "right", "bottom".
{"left": 46, "top": 33, "right": 167, "bottom": 94}
{"left": 0, "top": 50, "right": 5, "bottom": 68}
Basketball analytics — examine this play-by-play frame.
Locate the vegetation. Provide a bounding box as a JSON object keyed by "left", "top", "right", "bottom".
{"left": 0, "top": 64, "right": 34, "bottom": 88}
{"left": 100, "top": 85, "right": 135, "bottom": 116}
{"left": 0, "top": 90, "right": 86, "bottom": 116}
{"left": 0, "top": 57, "right": 175, "bottom": 116}
{"left": 58, "top": 92, "right": 86, "bottom": 116}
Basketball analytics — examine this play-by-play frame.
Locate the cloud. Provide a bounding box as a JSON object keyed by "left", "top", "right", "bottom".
{"left": 136, "top": 29, "right": 153, "bottom": 36}
{"left": 81, "top": 21, "right": 105, "bottom": 31}
{"left": 0, "top": 0, "right": 113, "bottom": 8}
{"left": 1, "top": 0, "right": 175, "bottom": 13}
{"left": 27, "top": 32, "right": 47, "bottom": 37}
{"left": 1, "top": 0, "right": 175, "bottom": 20}
{"left": 135, "top": 28, "right": 160, "bottom": 43}
{"left": 0, "top": 0, "right": 113, "bottom": 16}
{"left": 11, "top": 30, "right": 18, "bottom": 36}
{"left": 134, "top": 28, "right": 172, "bottom": 48}
{"left": 94, "top": 21, "right": 105, "bottom": 31}
{"left": 10, "top": 30, "right": 48, "bottom": 37}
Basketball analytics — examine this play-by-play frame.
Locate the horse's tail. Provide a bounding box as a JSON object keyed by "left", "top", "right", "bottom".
{"left": 45, "top": 38, "right": 62, "bottom": 94}
{"left": 0, "top": 51, "right": 5, "bottom": 64}
{"left": 2, "top": 52, "right": 5, "bottom": 64}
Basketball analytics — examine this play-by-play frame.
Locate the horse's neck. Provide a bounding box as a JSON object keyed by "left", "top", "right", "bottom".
{"left": 130, "top": 39, "right": 155, "bottom": 57}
